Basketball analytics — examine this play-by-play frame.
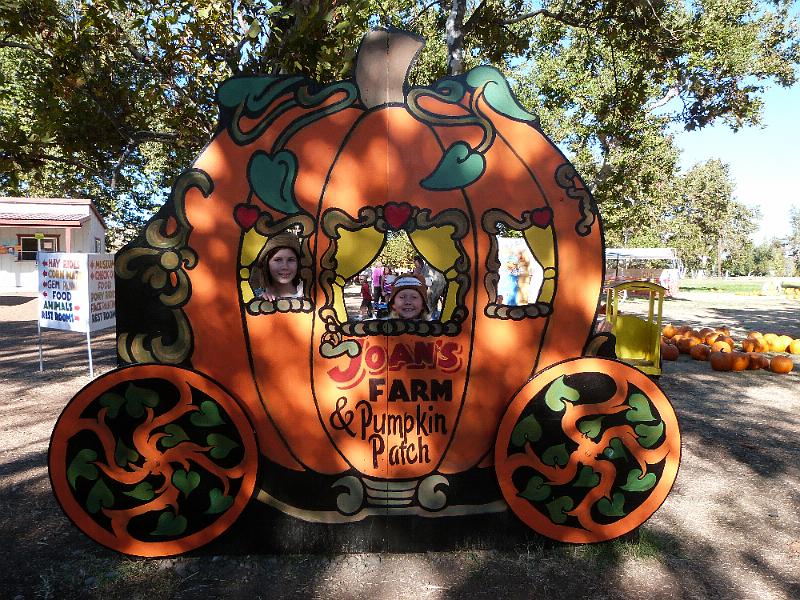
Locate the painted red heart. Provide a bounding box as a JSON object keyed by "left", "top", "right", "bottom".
{"left": 75, "top": 316, "right": 80, "bottom": 321}
{"left": 384, "top": 203, "right": 412, "bottom": 230}
{"left": 43, "top": 291, "right": 48, "bottom": 297}
{"left": 531, "top": 207, "right": 553, "bottom": 228}
{"left": 74, "top": 305, "right": 80, "bottom": 311}
{"left": 42, "top": 270, "right": 47, "bottom": 276}
{"left": 233, "top": 204, "right": 260, "bottom": 230}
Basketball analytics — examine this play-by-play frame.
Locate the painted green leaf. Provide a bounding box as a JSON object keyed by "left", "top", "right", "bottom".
{"left": 160, "top": 424, "right": 189, "bottom": 448}
{"left": 151, "top": 511, "right": 188, "bottom": 536}
{"left": 434, "top": 79, "right": 465, "bottom": 101}
{"left": 172, "top": 469, "right": 201, "bottom": 497}
{"left": 123, "top": 482, "right": 155, "bottom": 501}
{"left": 205, "top": 488, "right": 234, "bottom": 514}
{"left": 545, "top": 496, "right": 574, "bottom": 524}
{"left": 217, "top": 76, "right": 301, "bottom": 113}
{"left": 598, "top": 492, "right": 626, "bottom": 517}
{"left": 603, "top": 437, "right": 627, "bottom": 460}
{"left": 635, "top": 422, "right": 665, "bottom": 448}
{"left": 578, "top": 416, "right": 604, "bottom": 439}
{"left": 545, "top": 376, "right": 580, "bottom": 412}
{"left": 190, "top": 401, "right": 225, "bottom": 427}
{"left": 620, "top": 469, "right": 657, "bottom": 492}
{"left": 511, "top": 414, "right": 542, "bottom": 447}
{"left": 67, "top": 449, "right": 98, "bottom": 489}
{"left": 626, "top": 393, "right": 656, "bottom": 423}
{"left": 114, "top": 439, "right": 139, "bottom": 467}
{"left": 574, "top": 465, "right": 601, "bottom": 488}
{"left": 207, "top": 433, "right": 239, "bottom": 459}
{"left": 99, "top": 392, "right": 125, "bottom": 419}
{"left": 465, "top": 66, "right": 536, "bottom": 122}
{"left": 86, "top": 479, "right": 114, "bottom": 514}
{"left": 542, "top": 443, "right": 569, "bottom": 467}
{"left": 124, "top": 383, "right": 159, "bottom": 418}
{"left": 518, "top": 476, "right": 551, "bottom": 502}
{"left": 248, "top": 149, "right": 301, "bottom": 214}
{"left": 420, "top": 142, "right": 485, "bottom": 190}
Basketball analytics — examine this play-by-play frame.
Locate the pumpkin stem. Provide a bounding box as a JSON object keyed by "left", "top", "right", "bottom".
{"left": 354, "top": 28, "right": 424, "bottom": 109}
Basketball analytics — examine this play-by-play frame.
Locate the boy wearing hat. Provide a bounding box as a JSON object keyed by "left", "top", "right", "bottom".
{"left": 387, "top": 274, "right": 429, "bottom": 320}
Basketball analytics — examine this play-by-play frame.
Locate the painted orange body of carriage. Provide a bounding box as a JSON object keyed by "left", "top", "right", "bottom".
{"left": 48, "top": 30, "right": 681, "bottom": 556}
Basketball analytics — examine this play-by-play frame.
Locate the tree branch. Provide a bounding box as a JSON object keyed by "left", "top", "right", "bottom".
{"left": 0, "top": 40, "right": 39, "bottom": 52}
{"left": 503, "top": 9, "right": 606, "bottom": 28}
{"left": 463, "top": 0, "right": 488, "bottom": 35}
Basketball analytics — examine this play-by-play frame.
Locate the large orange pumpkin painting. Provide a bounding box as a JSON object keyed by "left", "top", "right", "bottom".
{"left": 49, "top": 29, "right": 680, "bottom": 556}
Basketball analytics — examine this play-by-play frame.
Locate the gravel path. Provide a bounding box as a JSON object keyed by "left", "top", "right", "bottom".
{"left": 1, "top": 291, "right": 798, "bottom": 599}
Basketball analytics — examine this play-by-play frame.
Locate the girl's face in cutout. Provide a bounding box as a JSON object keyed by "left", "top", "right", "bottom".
{"left": 268, "top": 248, "right": 298, "bottom": 285}
{"left": 392, "top": 289, "right": 424, "bottom": 319}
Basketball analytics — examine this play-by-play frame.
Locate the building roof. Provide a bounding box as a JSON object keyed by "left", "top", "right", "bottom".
{"left": 0, "top": 197, "right": 107, "bottom": 229}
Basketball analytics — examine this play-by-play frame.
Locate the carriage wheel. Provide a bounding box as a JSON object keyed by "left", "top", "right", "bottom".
{"left": 49, "top": 365, "right": 258, "bottom": 557}
{"left": 495, "top": 357, "right": 680, "bottom": 543}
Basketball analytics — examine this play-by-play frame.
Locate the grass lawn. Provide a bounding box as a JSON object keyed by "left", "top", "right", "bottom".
{"left": 679, "top": 278, "right": 765, "bottom": 294}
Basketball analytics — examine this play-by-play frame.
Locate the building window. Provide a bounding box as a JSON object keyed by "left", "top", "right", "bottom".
{"left": 17, "top": 235, "right": 58, "bottom": 261}
{"left": 94, "top": 237, "right": 102, "bottom": 253}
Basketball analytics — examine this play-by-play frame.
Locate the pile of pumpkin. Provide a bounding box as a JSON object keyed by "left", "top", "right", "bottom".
{"left": 660, "top": 325, "right": 798, "bottom": 374}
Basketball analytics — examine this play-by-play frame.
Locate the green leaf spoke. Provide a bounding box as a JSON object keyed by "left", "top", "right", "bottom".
{"left": 67, "top": 449, "right": 99, "bottom": 489}
{"left": 151, "top": 511, "right": 188, "bottom": 537}
{"left": 545, "top": 496, "right": 574, "bottom": 524}
{"left": 577, "top": 416, "right": 604, "bottom": 439}
{"left": 172, "top": 470, "right": 200, "bottom": 497}
{"left": 620, "top": 469, "right": 657, "bottom": 492}
{"left": 124, "top": 383, "right": 159, "bottom": 418}
{"left": 420, "top": 142, "right": 485, "bottom": 191}
{"left": 207, "top": 433, "right": 239, "bottom": 460}
{"left": 518, "top": 476, "right": 552, "bottom": 502}
{"left": 86, "top": 479, "right": 114, "bottom": 514}
{"left": 465, "top": 66, "right": 537, "bottom": 123}
{"left": 597, "top": 493, "right": 626, "bottom": 517}
{"left": 511, "top": 414, "right": 542, "bottom": 447}
{"left": 635, "top": 422, "right": 665, "bottom": 448}
{"left": 603, "top": 437, "right": 627, "bottom": 460}
{"left": 206, "top": 488, "right": 234, "bottom": 514}
{"left": 541, "top": 443, "right": 569, "bottom": 467}
{"left": 99, "top": 392, "right": 125, "bottom": 419}
{"left": 114, "top": 438, "right": 140, "bottom": 467}
{"left": 573, "top": 465, "right": 601, "bottom": 488}
{"left": 190, "top": 400, "right": 226, "bottom": 427}
{"left": 123, "top": 482, "right": 156, "bottom": 501}
{"left": 160, "top": 424, "right": 189, "bottom": 448}
{"left": 626, "top": 393, "right": 656, "bottom": 423}
{"left": 544, "top": 376, "right": 580, "bottom": 412}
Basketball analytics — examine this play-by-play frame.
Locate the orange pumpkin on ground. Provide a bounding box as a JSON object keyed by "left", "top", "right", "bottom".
{"left": 789, "top": 339, "right": 800, "bottom": 355}
{"left": 741, "top": 338, "right": 757, "bottom": 353}
{"left": 690, "top": 344, "right": 711, "bottom": 361}
{"left": 677, "top": 337, "right": 701, "bottom": 354}
{"left": 710, "top": 351, "right": 733, "bottom": 372}
{"left": 729, "top": 352, "right": 750, "bottom": 372}
{"left": 770, "top": 356, "right": 795, "bottom": 374}
{"left": 711, "top": 340, "right": 732, "bottom": 353}
{"left": 716, "top": 327, "right": 731, "bottom": 336}
{"left": 698, "top": 327, "right": 715, "bottom": 337}
{"left": 661, "top": 342, "right": 679, "bottom": 361}
{"left": 746, "top": 353, "right": 769, "bottom": 370}
{"left": 776, "top": 335, "right": 793, "bottom": 352}
{"left": 686, "top": 330, "right": 703, "bottom": 341}
{"left": 747, "top": 331, "right": 763, "bottom": 339}
{"left": 763, "top": 333, "right": 780, "bottom": 348}
{"left": 662, "top": 324, "right": 677, "bottom": 338}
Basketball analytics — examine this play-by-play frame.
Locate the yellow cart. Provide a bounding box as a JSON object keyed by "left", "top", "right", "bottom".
{"left": 606, "top": 281, "right": 666, "bottom": 376}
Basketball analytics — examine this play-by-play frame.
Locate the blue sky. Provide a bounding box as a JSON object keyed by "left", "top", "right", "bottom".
{"left": 673, "top": 83, "right": 800, "bottom": 244}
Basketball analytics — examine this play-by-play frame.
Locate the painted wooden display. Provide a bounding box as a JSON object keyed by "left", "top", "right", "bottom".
{"left": 48, "top": 29, "right": 680, "bottom": 556}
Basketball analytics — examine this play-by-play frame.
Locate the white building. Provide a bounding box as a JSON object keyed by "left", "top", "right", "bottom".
{"left": 0, "top": 197, "right": 107, "bottom": 292}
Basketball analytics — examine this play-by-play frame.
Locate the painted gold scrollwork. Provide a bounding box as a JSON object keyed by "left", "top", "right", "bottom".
{"left": 116, "top": 169, "right": 212, "bottom": 364}
{"left": 555, "top": 164, "right": 596, "bottom": 236}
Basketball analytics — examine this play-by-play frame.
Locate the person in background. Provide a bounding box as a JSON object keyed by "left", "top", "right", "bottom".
{"left": 383, "top": 267, "right": 397, "bottom": 299}
{"left": 516, "top": 250, "right": 532, "bottom": 305}
{"left": 371, "top": 261, "right": 385, "bottom": 303}
{"left": 360, "top": 276, "right": 373, "bottom": 319}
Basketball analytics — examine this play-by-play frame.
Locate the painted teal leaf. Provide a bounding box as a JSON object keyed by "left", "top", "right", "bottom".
{"left": 545, "top": 496, "right": 574, "bottom": 524}
{"left": 626, "top": 393, "right": 655, "bottom": 423}
{"left": 620, "top": 469, "right": 657, "bottom": 492}
{"left": 190, "top": 401, "right": 225, "bottom": 427}
{"left": 574, "top": 465, "right": 601, "bottom": 488}
{"left": 518, "top": 476, "right": 551, "bottom": 502}
{"left": 598, "top": 492, "right": 626, "bottom": 517}
{"left": 99, "top": 392, "right": 125, "bottom": 419}
{"left": 635, "top": 422, "right": 665, "bottom": 448}
{"left": 160, "top": 424, "right": 189, "bottom": 448}
{"left": 420, "top": 142, "right": 485, "bottom": 190}
{"left": 603, "top": 437, "right": 627, "bottom": 460}
{"left": 434, "top": 79, "right": 465, "bottom": 101}
{"left": 248, "top": 149, "right": 301, "bottom": 214}
{"left": 86, "top": 479, "right": 114, "bottom": 514}
{"left": 207, "top": 433, "right": 239, "bottom": 459}
{"left": 465, "top": 66, "right": 536, "bottom": 122}
{"left": 545, "top": 376, "right": 580, "bottom": 412}
{"left": 151, "top": 511, "right": 188, "bottom": 536}
{"left": 578, "top": 417, "right": 604, "bottom": 439}
{"left": 205, "top": 488, "right": 234, "bottom": 514}
{"left": 123, "top": 482, "right": 155, "bottom": 501}
{"left": 67, "top": 449, "right": 98, "bottom": 489}
{"left": 217, "top": 76, "right": 301, "bottom": 113}
{"left": 542, "top": 443, "right": 569, "bottom": 467}
{"left": 114, "top": 439, "right": 139, "bottom": 467}
{"left": 124, "top": 383, "right": 159, "bottom": 418}
{"left": 511, "top": 414, "right": 542, "bottom": 447}
{"left": 172, "top": 470, "right": 201, "bottom": 497}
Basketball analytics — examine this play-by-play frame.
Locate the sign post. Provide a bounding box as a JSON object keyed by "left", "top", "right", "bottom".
{"left": 37, "top": 252, "right": 116, "bottom": 377}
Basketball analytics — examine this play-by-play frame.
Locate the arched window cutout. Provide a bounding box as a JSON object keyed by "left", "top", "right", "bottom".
{"left": 483, "top": 208, "right": 556, "bottom": 320}
{"left": 239, "top": 215, "right": 315, "bottom": 315}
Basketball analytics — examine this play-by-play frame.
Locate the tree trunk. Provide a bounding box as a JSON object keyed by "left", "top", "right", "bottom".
{"left": 445, "top": 0, "right": 466, "bottom": 75}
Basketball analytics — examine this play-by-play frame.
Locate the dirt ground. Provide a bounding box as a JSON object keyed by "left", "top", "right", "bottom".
{"left": 1, "top": 291, "right": 799, "bottom": 600}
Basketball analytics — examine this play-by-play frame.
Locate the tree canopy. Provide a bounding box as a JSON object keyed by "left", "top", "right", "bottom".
{"left": 2, "top": 0, "right": 798, "bottom": 252}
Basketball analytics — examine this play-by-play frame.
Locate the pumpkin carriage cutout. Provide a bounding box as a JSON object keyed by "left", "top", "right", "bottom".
{"left": 48, "top": 29, "right": 680, "bottom": 556}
